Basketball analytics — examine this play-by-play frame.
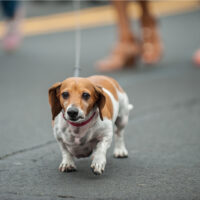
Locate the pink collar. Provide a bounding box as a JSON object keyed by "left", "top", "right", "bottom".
{"left": 62, "top": 111, "right": 96, "bottom": 127}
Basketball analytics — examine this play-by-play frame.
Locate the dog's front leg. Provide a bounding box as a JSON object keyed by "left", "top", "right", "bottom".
{"left": 91, "top": 131, "right": 112, "bottom": 175}
{"left": 57, "top": 140, "right": 77, "bottom": 173}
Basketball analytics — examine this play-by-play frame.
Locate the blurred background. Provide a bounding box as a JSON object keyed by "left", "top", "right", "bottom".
{"left": 0, "top": 1, "right": 200, "bottom": 199}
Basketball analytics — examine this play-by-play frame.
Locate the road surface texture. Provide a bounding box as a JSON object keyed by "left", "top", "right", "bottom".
{"left": 0, "top": 3, "right": 200, "bottom": 200}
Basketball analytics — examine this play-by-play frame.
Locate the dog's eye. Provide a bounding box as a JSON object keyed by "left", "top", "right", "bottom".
{"left": 62, "top": 92, "right": 69, "bottom": 99}
{"left": 82, "top": 92, "right": 90, "bottom": 100}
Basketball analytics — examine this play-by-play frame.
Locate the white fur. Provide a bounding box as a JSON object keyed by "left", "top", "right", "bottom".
{"left": 53, "top": 85, "right": 132, "bottom": 175}
{"left": 102, "top": 88, "right": 119, "bottom": 123}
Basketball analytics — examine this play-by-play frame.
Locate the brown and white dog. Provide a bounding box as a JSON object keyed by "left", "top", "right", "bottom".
{"left": 48, "top": 75, "right": 133, "bottom": 175}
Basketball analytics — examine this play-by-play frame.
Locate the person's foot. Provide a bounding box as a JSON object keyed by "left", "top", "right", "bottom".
{"left": 140, "top": 16, "right": 163, "bottom": 64}
{"left": 193, "top": 49, "right": 200, "bottom": 66}
{"left": 2, "top": 7, "right": 23, "bottom": 52}
{"left": 96, "top": 41, "right": 140, "bottom": 72}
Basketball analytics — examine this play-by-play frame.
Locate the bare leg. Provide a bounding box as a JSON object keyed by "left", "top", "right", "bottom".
{"left": 96, "top": 0, "right": 140, "bottom": 72}
{"left": 115, "top": 0, "right": 134, "bottom": 43}
{"left": 139, "top": 0, "right": 163, "bottom": 64}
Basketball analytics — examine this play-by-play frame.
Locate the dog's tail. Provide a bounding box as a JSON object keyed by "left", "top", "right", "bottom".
{"left": 128, "top": 104, "right": 134, "bottom": 111}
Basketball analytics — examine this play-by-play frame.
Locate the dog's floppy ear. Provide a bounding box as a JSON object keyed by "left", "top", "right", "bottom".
{"left": 48, "top": 82, "right": 62, "bottom": 120}
{"left": 94, "top": 86, "right": 106, "bottom": 121}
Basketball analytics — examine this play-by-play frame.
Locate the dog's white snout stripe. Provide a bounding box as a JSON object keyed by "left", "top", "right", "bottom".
{"left": 66, "top": 104, "right": 85, "bottom": 119}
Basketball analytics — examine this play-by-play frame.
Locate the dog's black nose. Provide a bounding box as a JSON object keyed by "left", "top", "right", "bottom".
{"left": 67, "top": 107, "right": 79, "bottom": 119}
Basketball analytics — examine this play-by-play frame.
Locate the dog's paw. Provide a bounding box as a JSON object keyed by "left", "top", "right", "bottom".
{"left": 59, "top": 162, "right": 77, "bottom": 173}
{"left": 113, "top": 147, "right": 128, "bottom": 158}
{"left": 91, "top": 158, "right": 106, "bottom": 175}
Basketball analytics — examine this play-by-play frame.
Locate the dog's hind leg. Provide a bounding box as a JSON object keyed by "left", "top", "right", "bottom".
{"left": 113, "top": 93, "right": 133, "bottom": 158}
{"left": 113, "top": 116, "right": 129, "bottom": 158}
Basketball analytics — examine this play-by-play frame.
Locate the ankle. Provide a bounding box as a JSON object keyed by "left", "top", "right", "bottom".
{"left": 119, "top": 34, "right": 136, "bottom": 44}
{"left": 141, "top": 14, "right": 156, "bottom": 27}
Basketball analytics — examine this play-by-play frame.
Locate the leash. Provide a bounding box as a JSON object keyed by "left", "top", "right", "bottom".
{"left": 62, "top": 2, "right": 98, "bottom": 127}
{"left": 73, "top": 0, "right": 81, "bottom": 77}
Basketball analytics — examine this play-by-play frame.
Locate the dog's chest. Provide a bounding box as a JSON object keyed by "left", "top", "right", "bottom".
{"left": 61, "top": 128, "right": 98, "bottom": 158}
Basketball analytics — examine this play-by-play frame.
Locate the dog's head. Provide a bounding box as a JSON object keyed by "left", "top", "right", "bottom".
{"left": 48, "top": 77, "right": 105, "bottom": 122}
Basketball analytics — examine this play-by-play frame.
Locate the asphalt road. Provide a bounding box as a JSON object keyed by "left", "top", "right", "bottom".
{"left": 0, "top": 8, "right": 200, "bottom": 200}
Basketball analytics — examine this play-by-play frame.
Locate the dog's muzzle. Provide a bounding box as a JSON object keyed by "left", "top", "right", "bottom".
{"left": 67, "top": 107, "right": 79, "bottom": 121}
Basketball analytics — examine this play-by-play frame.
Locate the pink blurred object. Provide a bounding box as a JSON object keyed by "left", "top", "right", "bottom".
{"left": 193, "top": 49, "right": 200, "bottom": 67}
{"left": 3, "top": 28, "right": 22, "bottom": 51}
{"left": 2, "top": 7, "right": 23, "bottom": 52}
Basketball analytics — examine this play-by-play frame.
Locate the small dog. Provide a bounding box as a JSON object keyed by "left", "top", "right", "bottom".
{"left": 48, "top": 75, "right": 133, "bottom": 175}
